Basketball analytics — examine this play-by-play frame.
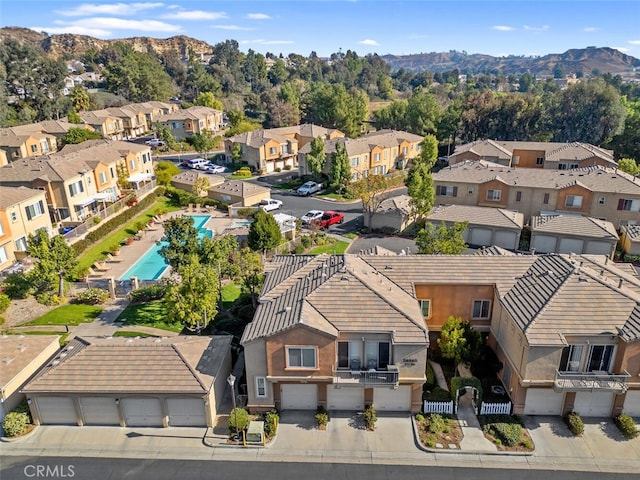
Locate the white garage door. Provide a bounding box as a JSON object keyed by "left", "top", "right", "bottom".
{"left": 37, "top": 397, "right": 77, "bottom": 425}
{"left": 574, "top": 391, "right": 614, "bottom": 417}
{"left": 586, "top": 241, "right": 613, "bottom": 256}
{"left": 532, "top": 235, "right": 556, "bottom": 253}
{"left": 374, "top": 386, "right": 411, "bottom": 411}
{"left": 280, "top": 384, "right": 318, "bottom": 410}
{"left": 167, "top": 398, "right": 206, "bottom": 427}
{"left": 327, "top": 387, "right": 364, "bottom": 411}
{"left": 524, "top": 389, "right": 564, "bottom": 415}
{"left": 469, "top": 228, "right": 492, "bottom": 247}
{"left": 623, "top": 391, "right": 640, "bottom": 417}
{"left": 558, "top": 238, "right": 585, "bottom": 254}
{"left": 80, "top": 397, "right": 120, "bottom": 426}
{"left": 494, "top": 231, "right": 518, "bottom": 250}
{"left": 122, "top": 398, "right": 163, "bottom": 427}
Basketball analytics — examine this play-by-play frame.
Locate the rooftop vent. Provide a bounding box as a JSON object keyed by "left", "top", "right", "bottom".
{"left": 2, "top": 356, "right": 14, "bottom": 365}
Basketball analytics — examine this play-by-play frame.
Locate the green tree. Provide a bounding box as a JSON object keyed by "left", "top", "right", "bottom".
{"left": 201, "top": 235, "right": 238, "bottom": 308}
{"left": 247, "top": 210, "right": 282, "bottom": 254}
{"left": 67, "top": 110, "right": 82, "bottom": 124}
{"left": 416, "top": 221, "right": 468, "bottom": 255}
{"left": 61, "top": 127, "right": 104, "bottom": 145}
{"left": 329, "top": 142, "right": 351, "bottom": 194}
{"left": 617, "top": 158, "right": 639, "bottom": 175}
{"left": 406, "top": 162, "right": 435, "bottom": 221}
{"left": 26, "top": 229, "right": 78, "bottom": 296}
{"left": 230, "top": 143, "right": 243, "bottom": 163}
{"left": 190, "top": 130, "right": 219, "bottom": 159}
{"left": 233, "top": 247, "right": 263, "bottom": 308}
{"left": 348, "top": 175, "right": 390, "bottom": 231}
{"left": 154, "top": 161, "right": 180, "bottom": 186}
{"left": 417, "top": 134, "right": 439, "bottom": 168}
{"left": 69, "top": 86, "right": 90, "bottom": 112}
{"left": 159, "top": 217, "right": 201, "bottom": 269}
{"left": 406, "top": 89, "right": 442, "bottom": 136}
{"left": 377, "top": 75, "right": 394, "bottom": 100}
{"left": 306, "top": 136, "right": 326, "bottom": 179}
{"left": 437, "top": 316, "right": 469, "bottom": 364}
{"left": 165, "top": 255, "right": 219, "bottom": 333}
{"left": 193, "top": 91, "right": 223, "bottom": 110}
{"left": 192, "top": 176, "right": 210, "bottom": 197}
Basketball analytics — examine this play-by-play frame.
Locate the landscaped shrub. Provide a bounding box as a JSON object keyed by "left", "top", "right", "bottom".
{"left": 415, "top": 413, "right": 424, "bottom": 422}
{"left": 128, "top": 284, "right": 167, "bottom": 303}
{"left": 315, "top": 405, "right": 329, "bottom": 429}
{"left": 293, "top": 244, "right": 305, "bottom": 254}
{"left": 2, "top": 411, "right": 31, "bottom": 437}
{"left": 74, "top": 288, "right": 110, "bottom": 305}
{"left": 489, "top": 422, "right": 523, "bottom": 446}
{"left": 300, "top": 235, "right": 312, "bottom": 248}
{"left": 425, "top": 413, "right": 447, "bottom": 434}
{"left": 1, "top": 273, "right": 36, "bottom": 299}
{"left": 263, "top": 409, "right": 279, "bottom": 438}
{"left": 364, "top": 405, "right": 377, "bottom": 431}
{"left": 283, "top": 165, "right": 292, "bottom": 170}
{"left": 564, "top": 411, "right": 584, "bottom": 436}
{"left": 228, "top": 407, "right": 250, "bottom": 434}
{"left": 0, "top": 293, "right": 10, "bottom": 314}
{"left": 614, "top": 414, "right": 639, "bottom": 439}
{"left": 423, "top": 386, "right": 452, "bottom": 402}
{"left": 35, "top": 293, "right": 64, "bottom": 306}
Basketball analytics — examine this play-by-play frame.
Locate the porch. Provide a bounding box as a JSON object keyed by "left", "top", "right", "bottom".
{"left": 333, "top": 366, "right": 399, "bottom": 387}
{"left": 553, "top": 370, "right": 631, "bottom": 393}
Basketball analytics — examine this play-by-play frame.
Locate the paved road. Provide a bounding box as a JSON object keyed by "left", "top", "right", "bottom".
{"left": 1, "top": 457, "right": 634, "bottom": 480}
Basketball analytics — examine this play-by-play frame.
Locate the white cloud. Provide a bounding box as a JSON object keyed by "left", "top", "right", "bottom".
{"left": 613, "top": 47, "right": 630, "bottom": 52}
{"left": 29, "top": 25, "right": 112, "bottom": 37}
{"left": 628, "top": 40, "right": 640, "bottom": 45}
{"left": 523, "top": 25, "right": 550, "bottom": 32}
{"left": 583, "top": 27, "right": 599, "bottom": 32}
{"left": 162, "top": 10, "right": 227, "bottom": 20}
{"left": 52, "top": 17, "right": 182, "bottom": 33}
{"left": 246, "top": 13, "right": 271, "bottom": 20}
{"left": 359, "top": 39, "right": 380, "bottom": 46}
{"left": 56, "top": 2, "right": 163, "bottom": 17}
{"left": 493, "top": 25, "right": 515, "bottom": 32}
{"left": 211, "top": 25, "right": 253, "bottom": 31}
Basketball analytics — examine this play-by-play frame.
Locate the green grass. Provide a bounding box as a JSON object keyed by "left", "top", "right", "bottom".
{"left": 228, "top": 173, "right": 255, "bottom": 180}
{"left": 342, "top": 232, "right": 359, "bottom": 239}
{"left": 25, "top": 304, "right": 103, "bottom": 326}
{"left": 76, "top": 196, "right": 180, "bottom": 274}
{"left": 221, "top": 283, "right": 241, "bottom": 308}
{"left": 112, "top": 331, "right": 157, "bottom": 337}
{"left": 115, "top": 300, "right": 182, "bottom": 333}
{"left": 309, "top": 241, "right": 350, "bottom": 255}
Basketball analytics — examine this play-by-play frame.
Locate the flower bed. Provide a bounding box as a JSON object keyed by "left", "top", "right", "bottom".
{"left": 415, "top": 413, "right": 463, "bottom": 449}
{"left": 479, "top": 414, "right": 534, "bottom": 452}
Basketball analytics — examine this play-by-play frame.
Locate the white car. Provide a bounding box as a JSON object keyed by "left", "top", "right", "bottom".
{"left": 260, "top": 199, "right": 283, "bottom": 212}
{"left": 301, "top": 210, "right": 324, "bottom": 224}
{"left": 145, "top": 138, "right": 166, "bottom": 147}
{"left": 296, "top": 181, "right": 322, "bottom": 196}
{"left": 204, "top": 164, "right": 226, "bottom": 174}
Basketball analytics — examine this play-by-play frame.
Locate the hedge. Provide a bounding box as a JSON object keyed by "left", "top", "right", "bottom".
{"left": 614, "top": 414, "right": 638, "bottom": 439}
{"left": 564, "top": 411, "right": 584, "bottom": 436}
{"left": 164, "top": 186, "right": 226, "bottom": 210}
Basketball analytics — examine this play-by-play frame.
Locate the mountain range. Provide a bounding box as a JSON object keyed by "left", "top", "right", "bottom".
{"left": 2, "top": 26, "right": 639, "bottom": 77}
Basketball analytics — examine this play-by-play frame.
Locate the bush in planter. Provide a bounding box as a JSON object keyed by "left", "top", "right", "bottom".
{"left": 228, "top": 407, "right": 250, "bottom": 434}
{"left": 425, "top": 413, "right": 447, "bottom": 434}
{"left": 364, "top": 405, "right": 377, "bottom": 431}
{"left": 128, "top": 284, "right": 167, "bottom": 303}
{"left": 614, "top": 414, "right": 639, "bottom": 439}
{"left": 315, "top": 406, "right": 329, "bottom": 429}
{"left": 35, "top": 293, "right": 64, "bottom": 306}
{"left": 74, "top": 288, "right": 110, "bottom": 305}
{"left": 490, "top": 422, "right": 523, "bottom": 446}
{"left": 564, "top": 411, "right": 584, "bottom": 436}
{"left": 2, "top": 411, "right": 31, "bottom": 437}
{"left": 263, "top": 409, "right": 279, "bottom": 438}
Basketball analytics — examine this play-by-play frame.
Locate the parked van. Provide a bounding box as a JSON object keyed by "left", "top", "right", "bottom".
{"left": 185, "top": 158, "right": 209, "bottom": 169}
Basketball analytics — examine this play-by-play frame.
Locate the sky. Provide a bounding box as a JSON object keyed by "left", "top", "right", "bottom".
{"left": 1, "top": 0, "right": 639, "bottom": 58}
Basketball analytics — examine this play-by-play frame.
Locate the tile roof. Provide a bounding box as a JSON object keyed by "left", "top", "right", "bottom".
{"left": 0, "top": 335, "right": 60, "bottom": 390}
{"left": 0, "top": 186, "right": 46, "bottom": 209}
{"left": 530, "top": 215, "right": 619, "bottom": 240}
{"left": 0, "top": 154, "right": 91, "bottom": 183}
{"left": 209, "top": 180, "right": 270, "bottom": 196}
{"left": 267, "top": 124, "right": 342, "bottom": 138}
{"left": 426, "top": 204, "right": 524, "bottom": 229}
{"left": 377, "top": 194, "right": 412, "bottom": 216}
{"left": 227, "top": 129, "right": 292, "bottom": 148}
{"left": 298, "top": 129, "right": 423, "bottom": 156}
{"left": 622, "top": 225, "right": 640, "bottom": 241}
{"left": 23, "top": 335, "right": 232, "bottom": 394}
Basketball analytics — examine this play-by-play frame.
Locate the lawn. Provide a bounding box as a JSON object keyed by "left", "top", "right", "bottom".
{"left": 115, "top": 300, "right": 182, "bottom": 333}
{"left": 221, "top": 283, "right": 242, "bottom": 308}
{"left": 76, "top": 196, "right": 180, "bottom": 274}
{"left": 309, "top": 241, "right": 350, "bottom": 255}
{"left": 26, "top": 304, "right": 103, "bottom": 326}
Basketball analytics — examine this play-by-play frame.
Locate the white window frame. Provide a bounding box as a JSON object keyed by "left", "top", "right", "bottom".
{"left": 536, "top": 157, "right": 544, "bottom": 165}
{"left": 15, "top": 236, "right": 28, "bottom": 251}
{"left": 0, "top": 246, "right": 7, "bottom": 264}
{"left": 421, "top": 300, "right": 431, "bottom": 317}
{"left": 25, "top": 200, "right": 45, "bottom": 220}
{"left": 255, "top": 376, "right": 267, "bottom": 398}
{"left": 559, "top": 345, "right": 584, "bottom": 372}
{"left": 486, "top": 189, "right": 501, "bottom": 201}
{"left": 586, "top": 344, "right": 615, "bottom": 373}
{"left": 286, "top": 346, "right": 317, "bottom": 369}
{"left": 565, "top": 195, "right": 583, "bottom": 208}
{"left": 129, "top": 159, "right": 136, "bottom": 170}
{"left": 374, "top": 153, "right": 380, "bottom": 163}
{"left": 472, "top": 299, "right": 491, "bottom": 319}
{"left": 99, "top": 171, "right": 107, "bottom": 184}
{"left": 269, "top": 146, "right": 276, "bottom": 155}
{"left": 10, "top": 211, "right": 17, "bottom": 222}
{"left": 0, "top": 221, "right": 4, "bottom": 236}
{"left": 598, "top": 196, "right": 606, "bottom": 205}
{"left": 68, "top": 180, "right": 84, "bottom": 197}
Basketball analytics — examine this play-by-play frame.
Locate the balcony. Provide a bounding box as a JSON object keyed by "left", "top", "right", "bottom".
{"left": 554, "top": 370, "right": 631, "bottom": 393}
{"left": 333, "top": 366, "right": 399, "bottom": 387}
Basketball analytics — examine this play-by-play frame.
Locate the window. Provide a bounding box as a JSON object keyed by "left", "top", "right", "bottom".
{"left": 421, "top": 300, "right": 431, "bottom": 317}
{"left": 110, "top": 167, "right": 115, "bottom": 179}
{"left": 617, "top": 199, "right": 640, "bottom": 212}
{"left": 0, "top": 221, "right": 4, "bottom": 236}
{"left": 515, "top": 191, "right": 522, "bottom": 202}
{"left": 402, "top": 147, "right": 408, "bottom": 155}
{"left": 536, "top": 157, "right": 544, "bottom": 166}
{"left": 129, "top": 159, "right": 136, "bottom": 170}
{"left": 0, "top": 246, "right": 7, "bottom": 263}
{"left": 350, "top": 157, "right": 360, "bottom": 167}
{"left": 486, "top": 189, "right": 501, "bottom": 201}
{"left": 374, "top": 153, "right": 380, "bottom": 162}
{"left": 598, "top": 196, "right": 606, "bottom": 205}
{"left": 31, "top": 144, "right": 38, "bottom": 153}
{"left": 559, "top": 163, "right": 579, "bottom": 170}
{"left": 99, "top": 172, "right": 107, "bottom": 184}
{"left": 255, "top": 377, "right": 267, "bottom": 398}
{"left": 543, "top": 193, "right": 550, "bottom": 204}
{"left": 269, "top": 146, "right": 276, "bottom": 155}
{"left": 68, "top": 181, "right": 84, "bottom": 197}
{"left": 287, "top": 347, "right": 317, "bottom": 369}
{"left": 587, "top": 345, "right": 614, "bottom": 372}
{"left": 338, "top": 341, "right": 361, "bottom": 369}
{"left": 15, "top": 236, "right": 27, "bottom": 251}
{"left": 436, "top": 185, "right": 457, "bottom": 197}
{"left": 559, "top": 345, "right": 583, "bottom": 372}
{"left": 565, "top": 195, "right": 583, "bottom": 208}
{"left": 472, "top": 300, "right": 491, "bottom": 319}
{"left": 365, "top": 341, "right": 390, "bottom": 370}
{"left": 25, "top": 200, "right": 45, "bottom": 220}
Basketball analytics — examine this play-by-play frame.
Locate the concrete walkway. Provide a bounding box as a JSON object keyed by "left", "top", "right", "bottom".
{"left": 430, "top": 361, "right": 449, "bottom": 391}
{"left": 457, "top": 392, "right": 497, "bottom": 452}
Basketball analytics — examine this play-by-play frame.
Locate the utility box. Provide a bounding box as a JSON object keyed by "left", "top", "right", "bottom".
{"left": 245, "top": 421, "right": 265, "bottom": 446}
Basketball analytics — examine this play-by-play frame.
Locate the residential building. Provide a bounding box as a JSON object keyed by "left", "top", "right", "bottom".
{"left": 130, "top": 101, "right": 179, "bottom": 132}
{"left": 365, "top": 194, "right": 414, "bottom": 232}
{"left": 207, "top": 180, "right": 270, "bottom": 207}
{"left": 0, "top": 186, "right": 53, "bottom": 270}
{"left": 77, "top": 111, "right": 125, "bottom": 140}
{"left": 432, "top": 160, "right": 640, "bottom": 228}
{"left": 23, "top": 336, "right": 233, "bottom": 428}
{"left": 620, "top": 225, "right": 640, "bottom": 257}
{"left": 530, "top": 215, "right": 619, "bottom": 258}
{"left": 170, "top": 170, "right": 225, "bottom": 194}
{"left": 448, "top": 140, "right": 616, "bottom": 170}
{"left": 157, "top": 106, "right": 223, "bottom": 141}
{"left": 106, "top": 106, "right": 148, "bottom": 139}
{"left": 0, "top": 128, "right": 57, "bottom": 164}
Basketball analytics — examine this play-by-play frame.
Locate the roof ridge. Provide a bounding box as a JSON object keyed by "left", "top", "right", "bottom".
{"left": 171, "top": 343, "right": 208, "bottom": 392}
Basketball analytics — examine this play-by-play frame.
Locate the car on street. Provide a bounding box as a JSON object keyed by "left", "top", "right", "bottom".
{"left": 145, "top": 138, "right": 166, "bottom": 147}
{"left": 260, "top": 199, "right": 283, "bottom": 212}
{"left": 296, "top": 181, "right": 322, "bottom": 196}
{"left": 203, "top": 164, "right": 226, "bottom": 174}
{"left": 311, "top": 211, "right": 344, "bottom": 229}
{"left": 184, "top": 158, "right": 209, "bottom": 169}
{"left": 300, "top": 210, "right": 324, "bottom": 224}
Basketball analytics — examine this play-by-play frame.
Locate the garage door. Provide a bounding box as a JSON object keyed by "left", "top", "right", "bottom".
{"left": 494, "top": 231, "right": 518, "bottom": 250}
{"left": 524, "top": 389, "right": 564, "bottom": 415}
{"left": 574, "top": 391, "right": 614, "bottom": 417}
{"left": 532, "top": 235, "right": 556, "bottom": 253}
{"left": 374, "top": 386, "right": 411, "bottom": 411}
{"left": 167, "top": 398, "right": 206, "bottom": 427}
{"left": 327, "top": 387, "right": 364, "bottom": 411}
{"left": 623, "top": 391, "right": 640, "bottom": 417}
{"left": 558, "top": 238, "right": 584, "bottom": 254}
{"left": 469, "top": 228, "right": 492, "bottom": 247}
{"left": 586, "top": 241, "right": 613, "bottom": 256}
{"left": 37, "top": 397, "right": 77, "bottom": 425}
{"left": 122, "top": 398, "right": 163, "bottom": 427}
{"left": 280, "top": 384, "right": 318, "bottom": 410}
{"left": 80, "top": 397, "right": 120, "bottom": 426}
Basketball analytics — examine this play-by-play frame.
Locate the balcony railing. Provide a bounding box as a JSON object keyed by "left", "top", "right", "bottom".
{"left": 554, "top": 370, "right": 631, "bottom": 393}
{"left": 333, "top": 368, "right": 399, "bottom": 387}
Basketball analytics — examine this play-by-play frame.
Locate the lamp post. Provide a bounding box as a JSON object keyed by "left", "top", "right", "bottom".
{"left": 227, "top": 373, "right": 238, "bottom": 441}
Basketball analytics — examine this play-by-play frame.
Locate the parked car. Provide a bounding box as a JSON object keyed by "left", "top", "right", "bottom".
{"left": 301, "top": 210, "right": 324, "bottom": 224}
{"left": 296, "top": 181, "right": 322, "bottom": 196}
{"left": 145, "top": 138, "right": 166, "bottom": 147}
{"left": 311, "top": 211, "right": 344, "bottom": 229}
{"left": 185, "top": 158, "right": 209, "bottom": 169}
{"left": 260, "top": 199, "right": 283, "bottom": 212}
{"left": 204, "top": 164, "right": 226, "bottom": 174}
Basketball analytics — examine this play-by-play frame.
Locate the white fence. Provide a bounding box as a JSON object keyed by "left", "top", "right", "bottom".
{"left": 479, "top": 401, "right": 512, "bottom": 415}
{"left": 423, "top": 400, "right": 454, "bottom": 414}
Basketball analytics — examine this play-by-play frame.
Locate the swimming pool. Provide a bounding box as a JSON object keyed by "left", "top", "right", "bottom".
{"left": 119, "top": 216, "right": 214, "bottom": 281}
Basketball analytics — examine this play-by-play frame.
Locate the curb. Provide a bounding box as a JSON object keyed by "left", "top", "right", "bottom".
{"left": 1, "top": 425, "right": 38, "bottom": 443}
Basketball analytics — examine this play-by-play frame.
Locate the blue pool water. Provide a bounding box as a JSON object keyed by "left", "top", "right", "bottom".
{"left": 119, "top": 216, "right": 214, "bottom": 281}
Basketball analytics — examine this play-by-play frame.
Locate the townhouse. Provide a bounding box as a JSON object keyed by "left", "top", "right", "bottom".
{"left": 0, "top": 186, "right": 53, "bottom": 271}
{"left": 297, "top": 129, "right": 424, "bottom": 180}
{"left": 432, "top": 160, "right": 640, "bottom": 228}
{"left": 448, "top": 140, "right": 617, "bottom": 170}
{"left": 77, "top": 111, "right": 125, "bottom": 140}
{"left": 105, "top": 106, "right": 148, "bottom": 139}
{"left": 241, "top": 252, "right": 640, "bottom": 419}
{"left": 157, "top": 106, "right": 223, "bottom": 141}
